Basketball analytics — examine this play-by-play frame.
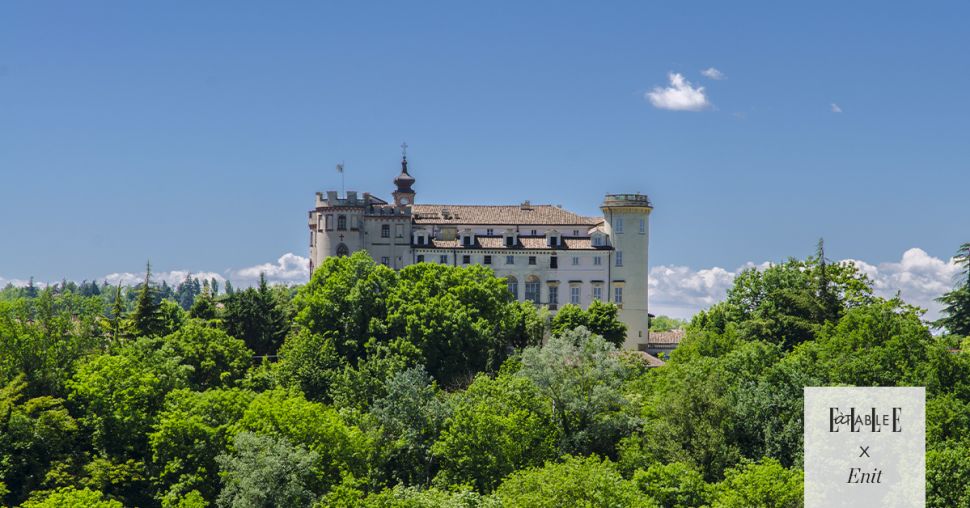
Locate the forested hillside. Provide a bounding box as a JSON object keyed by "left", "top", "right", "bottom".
{"left": 2, "top": 248, "right": 969, "bottom": 507}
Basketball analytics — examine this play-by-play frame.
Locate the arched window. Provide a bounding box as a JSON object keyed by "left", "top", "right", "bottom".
{"left": 506, "top": 276, "right": 518, "bottom": 299}
{"left": 336, "top": 243, "right": 349, "bottom": 257}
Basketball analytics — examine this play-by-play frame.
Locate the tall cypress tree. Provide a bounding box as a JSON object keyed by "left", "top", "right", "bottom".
{"left": 815, "top": 238, "right": 840, "bottom": 323}
{"left": 935, "top": 243, "right": 970, "bottom": 336}
{"left": 132, "top": 261, "right": 165, "bottom": 337}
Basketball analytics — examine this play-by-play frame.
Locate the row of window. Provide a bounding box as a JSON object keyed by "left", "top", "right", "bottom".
{"left": 323, "top": 215, "right": 407, "bottom": 239}
{"left": 506, "top": 280, "right": 622, "bottom": 307}
{"left": 613, "top": 218, "right": 647, "bottom": 235}
{"left": 324, "top": 215, "right": 353, "bottom": 231}
{"left": 323, "top": 217, "right": 643, "bottom": 238}
{"left": 415, "top": 253, "right": 622, "bottom": 267}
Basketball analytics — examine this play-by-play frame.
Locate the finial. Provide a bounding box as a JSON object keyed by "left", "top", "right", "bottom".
{"left": 400, "top": 142, "right": 409, "bottom": 174}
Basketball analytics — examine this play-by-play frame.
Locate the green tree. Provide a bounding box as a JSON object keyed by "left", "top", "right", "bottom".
{"left": 649, "top": 315, "right": 688, "bottom": 332}
{"left": 385, "top": 263, "right": 525, "bottom": 386}
{"left": 150, "top": 387, "right": 256, "bottom": 506}
{"left": 328, "top": 338, "right": 422, "bottom": 411}
{"left": 132, "top": 262, "right": 167, "bottom": 337}
{"left": 927, "top": 442, "right": 970, "bottom": 508}
{"left": 108, "top": 285, "right": 128, "bottom": 342}
{"left": 276, "top": 329, "right": 344, "bottom": 402}
{"left": 715, "top": 253, "right": 872, "bottom": 349}
{"left": 549, "top": 301, "right": 627, "bottom": 347}
{"left": 586, "top": 300, "right": 628, "bottom": 346}
{"left": 223, "top": 274, "right": 288, "bottom": 356}
{"left": 518, "top": 327, "right": 637, "bottom": 456}
{"left": 321, "top": 482, "right": 497, "bottom": 508}
{"left": 618, "top": 352, "right": 744, "bottom": 480}
{"left": 294, "top": 252, "right": 397, "bottom": 362}
{"left": 432, "top": 374, "right": 559, "bottom": 492}
{"left": 370, "top": 367, "right": 452, "bottom": 486}
{"left": 632, "top": 461, "right": 712, "bottom": 508}
{"left": 188, "top": 283, "right": 217, "bottom": 320}
{"left": 217, "top": 432, "right": 320, "bottom": 508}
{"left": 935, "top": 242, "right": 970, "bottom": 336}
{"left": 710, "top": 458, "right": 802, "bottom": 508}
{"left": 493, "top": 455, "right": 657, "bottom": 508}
{"left": 68, "top": 338, "right": 189, "bottom": 458}
{"left": 0, "top": 376, "right": 78, "bottom": 506}
{"left": 229, "top": 388, "right": 372, "bottom": 494}
{"left": 163, "top": 321, "right": 253, "bottom": 390}
{"left": 0, "top": 291, "right": 105, "bottom": 397}
{"left": 21, "top": 487, "right": 123, "bottom": 508}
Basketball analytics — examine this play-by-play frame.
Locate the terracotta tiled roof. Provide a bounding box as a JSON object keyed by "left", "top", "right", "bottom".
{"left": 412, "top": 204, "right": 603, "bottom": 226}
{"left": 418, "top": 236, "right": 607, "bottom": 251}
{"left": 648, "top": 329, "right": 685, "bottom": 345}
{"left": 623, "top": 351, "right": 666, "bottom": 367}
{"left": 429, "top": 239, "right": 460, "bottom": 248}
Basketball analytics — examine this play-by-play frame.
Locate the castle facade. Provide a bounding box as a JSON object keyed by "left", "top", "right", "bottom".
{"left": 308, "top": 154, "right": 653, "bottom": 350}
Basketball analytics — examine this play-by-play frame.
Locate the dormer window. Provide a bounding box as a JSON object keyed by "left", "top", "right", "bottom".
{"left": 505, "top": 236, "right": 515, "bottom": 247}
{"left": 463, "top": 235, "right": 473, "bottom": 247}
{"left": 548, "top": 230, "right": 560, "bottom": 248}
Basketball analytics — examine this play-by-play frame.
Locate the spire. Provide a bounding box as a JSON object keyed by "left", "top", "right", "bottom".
{"left": 400, "top": 142, "right": 409, "bottom": 174}
{"left": 393, "top": 142, "right": 415, "bottom": 193}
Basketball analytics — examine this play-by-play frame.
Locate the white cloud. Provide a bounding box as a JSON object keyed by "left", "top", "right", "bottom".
{"left": 831, "top": 103, "right": 843, "bottom": 113}
{"left": 0, "top": 276, "right": 46, "bottom": 288}
{"left": 649, "top": 248, "right": 961, "bottom": 322}
{"left": 231, "top": 253, "right": 310, "bottom": 284}
{"left": 103, "top": 270, "right": 226, "bottom": 287}
{"left": 701, "top": 67, "right": 725, "bottom": 80}
{"left": 649, "top": 264, "right": 737, "bottom": 318}
{"left": 846, "top": 248, "right": 961, "bottom": 319}
{"left": 646, "top": 73, "right": 711, "bottom": 111}
{"left": 4, "top": 249, "right": 961, "bottom": 325}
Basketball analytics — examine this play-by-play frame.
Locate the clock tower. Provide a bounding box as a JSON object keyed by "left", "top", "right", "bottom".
{"left": 392, "top": 144, "right": 416, "bottom": 207}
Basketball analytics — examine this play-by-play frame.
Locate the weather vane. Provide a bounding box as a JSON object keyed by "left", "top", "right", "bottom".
{"left": 401, "top": 142, "right": 408, "bottom": 158}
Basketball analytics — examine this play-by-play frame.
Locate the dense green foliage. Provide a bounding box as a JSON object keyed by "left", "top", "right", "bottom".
{"left": 935, "top": 242, "right": 970, "bottom": 337}
{"left": 1, "top": 247, "right": 968, "bottom": 507}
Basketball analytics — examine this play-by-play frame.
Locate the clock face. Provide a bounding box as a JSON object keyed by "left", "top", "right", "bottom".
{"left": 400, "top": 197, "right": 410, "bottom": 205}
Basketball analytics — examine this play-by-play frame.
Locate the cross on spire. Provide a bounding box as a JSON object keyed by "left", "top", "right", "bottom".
{"left": 401, "top": 142, "right": 408, "bottom": 159}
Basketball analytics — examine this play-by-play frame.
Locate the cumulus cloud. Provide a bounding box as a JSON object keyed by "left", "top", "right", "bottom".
{"left": 831, "top": 103, "right": 842, "bottom": 113}
{"left": 0, "top": 276, "right": 44, "bottom": 288}
{"left": 649, "top": 248, "right": 961, "bottom": 322}
{"left": 103, "top": 270, "right": 226, "bottom": 287}
{"left": 846, "top": 248, "right": 961, "bottom": 318}
{"left": 701, "top": 67, "right": 725, "bottom": 80}
{"left": 2, "top": 254, "right": 312, "bottom": 292}
{"left": 646, "top": 73, "right": 711, "bottom": 111}
{"left": 231, "top": 253, "right": 310, "bottom": 284}
{"left": 3, "top": 249, "right": 961, "bottom": 324}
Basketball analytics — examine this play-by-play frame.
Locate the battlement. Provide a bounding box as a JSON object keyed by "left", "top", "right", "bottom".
{"left": 601, "top": 193, "right": 652, "bottom": 208}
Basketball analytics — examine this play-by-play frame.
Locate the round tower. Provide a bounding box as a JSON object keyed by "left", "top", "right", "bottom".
{"left": 600, "top": 193, "right": 653, "bottom": 350}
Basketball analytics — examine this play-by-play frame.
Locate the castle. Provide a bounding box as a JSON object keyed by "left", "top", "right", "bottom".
{"left": 308, "top": 152, "right": 653, "bottom": 350}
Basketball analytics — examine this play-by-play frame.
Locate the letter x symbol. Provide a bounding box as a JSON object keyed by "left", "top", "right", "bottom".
{"left": 859, "top": 446, "right": 870, "bottom": 458}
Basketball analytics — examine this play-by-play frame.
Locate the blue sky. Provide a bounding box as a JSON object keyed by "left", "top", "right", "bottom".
{"left": 1, "top": 2, "right": 968, "bottom": 317}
